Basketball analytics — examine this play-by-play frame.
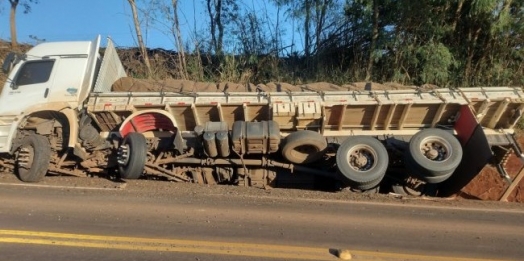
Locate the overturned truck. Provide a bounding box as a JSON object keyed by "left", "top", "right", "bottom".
{"left": 1, "top": 36, "right": 523, "bottom": 197}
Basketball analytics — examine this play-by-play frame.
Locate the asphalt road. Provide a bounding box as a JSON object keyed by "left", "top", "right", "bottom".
{"left": 0, "top": 175, "right": 523, "bottom": 261}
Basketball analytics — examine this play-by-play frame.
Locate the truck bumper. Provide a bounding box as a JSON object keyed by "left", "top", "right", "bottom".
{"left": 0, "top": 115, "right": 18, "bottom": 153}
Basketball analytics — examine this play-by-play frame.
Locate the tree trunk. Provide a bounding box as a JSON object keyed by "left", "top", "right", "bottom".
{"left": 366, "top": 0, "right": 379, "bottom": 81}
{"left": 304, "top": 0, "right": 311, "bottom": 58}
{"left": 127, "top": 0, "right": 152, "bottom": 78}
{"left": 206, "top": 0, "right": 223, "bottom": 56}
{"left": 206, "top": 0, "right": 217, "bottom": 54}
{"left": 172, "top": 0, "right": 188, "bottom": 79}
{"left": 451, "top": 0, "right": 464, "bottom": 31}
{"left": 464, "top": 27, "right": 482, "bottom": 86}
{"left": 314, "top": 0, "right": 330, "bottom": 53}
{"left": 9, "top": 0, "right": 19, "bottom": 49}
{"left": 216, "top": 0, "right": 224, "bottom": 56}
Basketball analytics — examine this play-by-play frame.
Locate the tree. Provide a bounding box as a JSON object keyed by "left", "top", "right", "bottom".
{"left": 207, "top": 0, "right": 224, "bottom": 56}
{"left": 145, "top": 0, "right": 191, "bottom": 79}
{"left": 171, "top": 0, "right": 188, "bottom": 79}
{"left": 8, "top": 0, "right": 37, "bottom": 49}
{"left": 365, "top": 0, "right": 378, "bottom": 81}
{"left": 205, "top": 0, "right": 239, "bottom": 56}
{"left": 127, "top": 0, "right": 153, "bottom": 78}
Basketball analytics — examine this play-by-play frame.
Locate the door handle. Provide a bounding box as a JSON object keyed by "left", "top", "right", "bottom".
{"left": 44, "top": 88, "right": 49, "bottom": 98}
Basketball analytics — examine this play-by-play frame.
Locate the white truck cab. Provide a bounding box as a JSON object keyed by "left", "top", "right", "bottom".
{"left": 0, "top": 36, "right": 101, "bottom": 153}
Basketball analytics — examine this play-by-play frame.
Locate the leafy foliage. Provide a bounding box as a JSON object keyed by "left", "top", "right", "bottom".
{"left": 121, "top": 0, "right": 524, "bottom": 87}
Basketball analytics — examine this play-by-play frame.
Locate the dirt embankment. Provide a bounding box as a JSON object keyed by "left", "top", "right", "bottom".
{"left": 459, "top": 133, "right": 524, "bottom": 202}
{"left": 111, "top": 77, "right": 418, "bottom": 93}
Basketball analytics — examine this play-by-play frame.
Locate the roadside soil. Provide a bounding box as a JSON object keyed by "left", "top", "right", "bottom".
{"left": 459, "top": 133, "right": 524, "bottom": 202}
{"left": 2, "top": 169, "right": 524, "bottom": 210}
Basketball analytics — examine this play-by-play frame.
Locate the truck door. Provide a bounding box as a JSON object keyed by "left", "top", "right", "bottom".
{"left": 0, "top": 58, "right": 56, "bottom": 115}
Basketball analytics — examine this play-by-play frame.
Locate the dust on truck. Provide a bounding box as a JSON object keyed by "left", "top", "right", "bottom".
{"left": 1, "top": 36, "right": 523, "bottom": 196}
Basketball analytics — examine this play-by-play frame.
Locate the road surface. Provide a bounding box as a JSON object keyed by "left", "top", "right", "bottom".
{"left": 0, "top": 174, "right": 523, "bottom": 260}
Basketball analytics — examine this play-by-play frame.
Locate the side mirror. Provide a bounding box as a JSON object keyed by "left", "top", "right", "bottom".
{"left": 2, "top": 52, "right": 16, "bottom": 74}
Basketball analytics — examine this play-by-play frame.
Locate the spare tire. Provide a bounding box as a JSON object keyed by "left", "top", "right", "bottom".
{"left": 336, "top": 136, "right": 388, "bottom": 190}
{"left": 406, "top": 128, "right": 462, "bottom": 183}
{"left": 281, "top": 130, "right": 327, "bottom": 164}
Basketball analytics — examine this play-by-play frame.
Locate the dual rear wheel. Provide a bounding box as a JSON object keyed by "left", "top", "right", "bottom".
{"left": 334, "top": 129, "right": 463, "bottom": 193}
{"left": 405, "top": 129, "right": 462, "bottom": 184}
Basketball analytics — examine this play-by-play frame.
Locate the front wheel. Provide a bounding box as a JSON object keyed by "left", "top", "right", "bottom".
{"left": 16, "top": 134, "right": 51, "bottom": 182}
{"left": 117, "top": 132, "right": 147, "bottom": 179}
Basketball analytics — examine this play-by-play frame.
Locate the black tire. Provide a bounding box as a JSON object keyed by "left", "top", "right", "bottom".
{"left": 16, "top": 134, "right": 51, "bottom": 182}
{"left": 392, "top": 183, "right": 421, "bottom": 196}
{"left": 391, "top": 182, "right": 438, "bottom": 197}
{"left": 391, "top": 178, "right": 426, "bottom": 196}
{"left": 345, "top": 174, "right": 383, "bottom": 191}
{"left": 355, "top": 178, "right": 382, "bottom": 191}
{"left": 423, "top": 171, "right": 453, "bottom": 184}
{"left": 350, "top": 185, "right": 379, "bottom": 194}
{"left": 390, "top": 173, "right": 439, "bottom": 196}
{"left": 281, "top": 130, "right": 327, "bottom": 164}
{"left": 336, "top": 136, "right": 388, "bottom": 190}
{"left": 404, "top": 153, "right": 454, "bottom": 184}
{"left": 118, "top": 132, "right": 147, "bottom": 179}
{"left": 407, "top": 129, "right": 462, "bottom": 179}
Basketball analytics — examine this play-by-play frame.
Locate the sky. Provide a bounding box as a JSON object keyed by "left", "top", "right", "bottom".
{"left": 0, "top": 0, "right": 195, "bottom": 48}
{"left": 0, "top": 0, "right": 298, "bottom": 51}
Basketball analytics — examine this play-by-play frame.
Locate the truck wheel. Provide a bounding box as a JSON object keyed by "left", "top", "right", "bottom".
{"left": 422, "top": 171, "right": 453, "bottom": 184}
{"left": 349, "top": 185, "right": 379, "bottom": 194}
{"left": 406, "top": 129, "right": 462, "bottom": 181}
{"left": 391, "top": 181, "right": 438, "bottom": 197}
{"left": 117, "top": 132, "right": 147, "bottom": 179}
{"left": 336, "top": 136, "right": 388, "bottom": 190}
{"left": 281, "top": 130, "right": 327, "bottom": 164}
{"left": 390, "top": 174, "right": 426, "bottom": 196}
{"left": 405, "top": 154, "right": 454, "bottom": 184}
{"left": 16, "top": 134, "right": 51, "bottom": 182}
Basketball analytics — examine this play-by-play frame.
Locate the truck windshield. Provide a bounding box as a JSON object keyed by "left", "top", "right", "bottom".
{"left": 15, "top": 60, "right": 54, "bottom": 86}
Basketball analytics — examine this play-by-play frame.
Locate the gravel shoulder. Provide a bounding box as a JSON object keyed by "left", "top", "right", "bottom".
{"left": 2, "top": 171, "right": 523, "bottom": 212}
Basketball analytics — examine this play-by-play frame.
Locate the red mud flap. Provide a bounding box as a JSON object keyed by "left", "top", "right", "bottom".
{"left": 438, "top": 105, "right": 493, "bottom": 197}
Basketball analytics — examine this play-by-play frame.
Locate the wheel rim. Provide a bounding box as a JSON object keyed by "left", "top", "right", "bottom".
{"left": 346, "top": 145, "right": 377, "bottom": 172}
{"left": 17, "top": 145, "right": 35, "bottom": 173}
{"left": 419, "top": 136, "right": 452, "bottom": 162}
{"left": 117, "top": 143, "right": 131, "bottom": 166}
{"left": 17, "top": 146, "right": 35, "bottom": 173}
